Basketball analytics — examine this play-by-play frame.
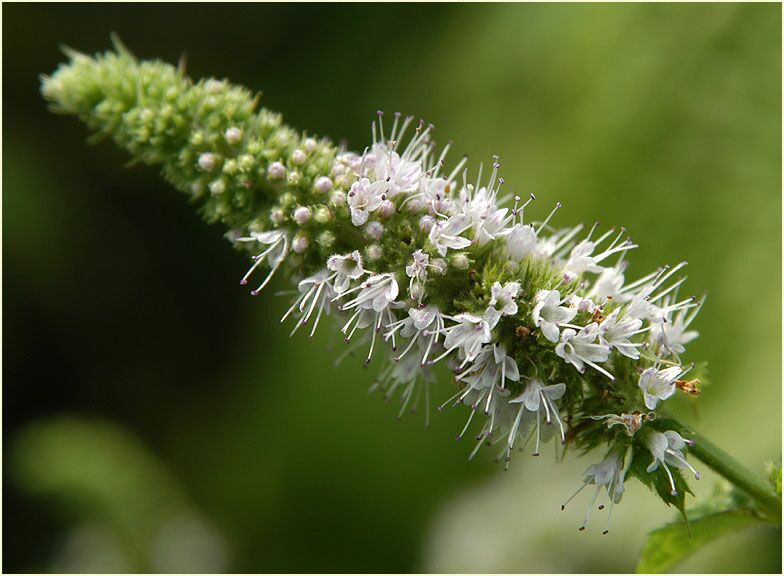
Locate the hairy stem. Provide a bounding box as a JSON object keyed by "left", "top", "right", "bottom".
{"left": 674, "top": 420, "right": 781, "bottom": 523}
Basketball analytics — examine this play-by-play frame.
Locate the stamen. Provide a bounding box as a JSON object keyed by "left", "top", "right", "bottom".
{"left": 662, "top": 462, "right": 678, "bottom": 495}
{"left": 536, "top": 202, "right": 562, "bottom": 234}
{"left": 562, "top": 482, "right": 587, "bottom": 510}
{"left": 579, "top": 485, "right": 602, "bottom": 531}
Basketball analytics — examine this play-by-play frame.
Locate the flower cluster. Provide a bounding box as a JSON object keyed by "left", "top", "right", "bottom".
{"left": 42, "top": 41, "right": 707, "bottom": 533}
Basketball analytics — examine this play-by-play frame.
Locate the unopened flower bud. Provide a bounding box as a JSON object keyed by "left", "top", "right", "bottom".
{"left": 287, "top": 171, "right": 302, "bottom": 187}
{"left": 431, "top": 258, "right": 447, "bottom": 275}
{"left": 198, "top": 152, "right": 217, "bottom": 171}
{"left": 317, "top": 230, "right": 335, "bottom": 250}
{"left": 314, "top": 206, "right": 332, "bottom": 224}
{"left": 419, "top": 215, "right": 435, "bottom": 233}
{"left": 303, "top": 138, "right": 318, "bottom": 152}
{"left": 238, "top": 154, "right": 254, "bottom": 172}
{"left": 314, "top": 176, "right": 333, "bottom": 194}
{"left": 366, "top": 244, "right": 383, "bottom": 262}
{"left": 291, "top": 149, "right": 307, "bottom": 165}
{"left": 451, "top": 253, "right": 470, "bottom": 270}
{"left": 225, "top": 127, "right": 242, "bottom": 145}
{"left": 293, "top": 206, "right": 312, "bottom": 225}
{"left": 267, "top": 161, "right": 285, "bottom": 180}
{"left": 330, "top": 190, "right": 346, "bottom": 206}
{"left": 366, "top": 221, "right": 384, "bottom": 240}
{"left": 209, "top": 179, "right": 225, "bottom": 195}
{"left": 377, "top": 199, "right": 396, "bottom": 219}
{"left": 292, "top": 235, "right": 309, "bottom": 253}
{"left": 270, "top": 207, "right": 286, "bottom": 224}
{"left": 279, "top": 193, "right": 296, "bottom": 208}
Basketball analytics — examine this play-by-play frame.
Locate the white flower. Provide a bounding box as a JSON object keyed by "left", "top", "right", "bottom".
{"left": 645, "top": 430, "right": 700, "bottom": 495}
{"left": 462, "top": 186, "right": 509, "bottom": 246}
{"left": 415, "top": 177, "right": 453, "bottom": 215}
{"left": 638, "top": 366, "right": 681, "bottom": 409}
{"left": 649, "top": 294, "right": 705, "bottom": 357}
{"left": 555, "top": 325, "right": 614, "bottom": 380}
{"left": 405, "top": 249, "right": 432, "bottom": 302}
{"left": 371, "top": 351, "right": 436, "bottom": 423}
{"left": 236, "top": 230, "right": 289, "bottom": 295}
{"left": 562, "top": 232, "right": 637, "bottom": 282}
{"left": 347, "top": 177, "right": 386, "bottom": 226}
{"left": 337, "top": 273, "right": 400, "bottom": 365}
{"left": 367, "top": 142, "right": 422, "bottom": 197}
{"left": 432, "top": 312, "right": 492, "bottom": 364}
{"left": 428, "top": 213, "right": 472, "bottom": 256}
{"left": 444, "top": 384, "right": 514, "bottom": 452}
{"left": 339, "top": 273, "right": 399, "bottom": 313}
{"left": 501, "top": 223, "right": 538, "bottom": 261}
{"left": 326, "top": 250, "right": 366, "bottom": 294}
{"left": 488, "top": 281, "right": 521, "bottom": 317}
{"left": 443, "top": 344, "right": 521, "bottom": 442}
{"left": 532, "top": 289, "right": 577, "bottom": 343}
{"left": 386, "top": 304, "right": 447, "bottom": 365}
{"left": 562, "top": 451, "right": 626, "bottom": 534}
{"left": 567, "top": 293, "right": 595, "bottom": 314}
{"left": 280, "top": 269, "right": 335, "bottom": 337}
{"left": 589, "top": 265, "right": 626, "bottom": 301}
{"left": 456, "top": 344, "right": 520, "bottom": 393}
{"left": 510, "top": 377, "right": 567, "bottom": 451}
{"left": 599, "top": 309, "right": 644, "bottom": 359}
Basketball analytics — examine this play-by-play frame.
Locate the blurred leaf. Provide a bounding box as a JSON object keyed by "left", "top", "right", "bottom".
{"left": 11, "top": 416, "right": 228, "bottom": 572}
{"left": 636, "top": 509, "right": 768, "bottom": 573}
{"left": 767, "top": 462, "right": 782, "bottom": 498}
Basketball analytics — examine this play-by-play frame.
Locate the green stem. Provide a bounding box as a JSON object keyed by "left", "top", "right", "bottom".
{"left": 674, "top": 421, "right": 781, "bottom": 523}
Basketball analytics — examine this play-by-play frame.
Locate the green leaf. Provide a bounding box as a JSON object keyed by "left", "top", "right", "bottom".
{"left": 636, "top": 509, "right": 768, "bottom": 573}
{"left": 627, "top": 445, "right": 692, "bottom": 517}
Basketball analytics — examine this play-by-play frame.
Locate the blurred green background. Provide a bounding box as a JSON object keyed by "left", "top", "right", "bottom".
{"left": 3, "top": 3, "right": 781, "bottom": 573}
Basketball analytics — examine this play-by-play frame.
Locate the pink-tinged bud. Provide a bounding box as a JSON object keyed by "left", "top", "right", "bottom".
{"left": 198, "top": 152, "right": 217, "bottom": 171}
{"left": 377, "top": 199, "right": 396, "bottom": 219}
{"left": 314, "top": 176, "right": 333, "bottom": 194}
{"left": 268, "top": 161, "right": 286, "bottom": 180}
{"left": 292, "top": 235, "right": 309, "bottom": 253}
{"left": 419, "top": 215, "right": 435, "bottom": 233}
{"left": 293, "top": 206, "right": 312, "bottom": 225}
{"left": 224, "top": 127, "right": 242, "bottom": 145}
{"left": 303, "top": 138, "right": 318, "bottom": 152}
{"left": 291, "top": 149, "right": 307, "bottom": 165}
{"left": 366, "top": 221, "right": 384, "bottom": 240}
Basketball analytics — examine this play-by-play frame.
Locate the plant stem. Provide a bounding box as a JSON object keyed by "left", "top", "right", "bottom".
{"left": 676, "top": 422, "right": 782, "bottom": 523}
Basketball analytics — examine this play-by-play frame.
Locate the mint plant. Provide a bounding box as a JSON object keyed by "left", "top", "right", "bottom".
{"left": 41, "top": 38, "right": 780, "bottom": 569}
